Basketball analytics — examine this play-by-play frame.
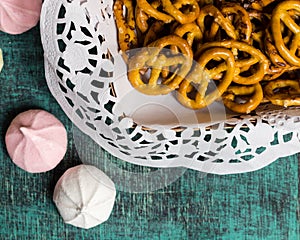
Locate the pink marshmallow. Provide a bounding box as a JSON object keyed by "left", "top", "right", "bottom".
{"left": 5, "top": 110, "right": 67, "bottom": 173}
{"left": 0, "top": 0, "right": 42, "bottom": 34}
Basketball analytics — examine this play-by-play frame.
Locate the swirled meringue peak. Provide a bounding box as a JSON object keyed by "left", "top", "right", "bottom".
{"left": 5, "top": 110, "right": 67, "bottom": 173}
{"left": 0, "top": 0, "right": 42, "bottom": 34}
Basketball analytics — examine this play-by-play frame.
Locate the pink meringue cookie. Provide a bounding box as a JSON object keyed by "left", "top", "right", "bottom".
{"left": 5, "top": 110, "right": 67, "bottom": 173}
{"left": 0, "top": 0, "right": 42, "bottom": 34}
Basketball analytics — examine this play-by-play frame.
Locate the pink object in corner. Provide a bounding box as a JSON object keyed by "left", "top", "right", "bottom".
{"left": 5, "top": 110, "right": 68, "bottom": 173}
{"left": 0, "top": 0, "right": 42, "bottom": 34}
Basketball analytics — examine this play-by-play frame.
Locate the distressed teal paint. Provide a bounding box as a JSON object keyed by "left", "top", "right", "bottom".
{"left": 0, "top": 26, "right": 299, "bottom": 239}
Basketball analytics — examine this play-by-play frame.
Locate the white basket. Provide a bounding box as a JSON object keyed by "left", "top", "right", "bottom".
{"left": 40, "top": 0, "right": 300, "bottom": 174}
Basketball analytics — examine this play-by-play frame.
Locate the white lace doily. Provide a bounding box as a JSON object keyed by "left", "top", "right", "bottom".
{"left": 40, "top": 0, "right": 300, "bottom": 174}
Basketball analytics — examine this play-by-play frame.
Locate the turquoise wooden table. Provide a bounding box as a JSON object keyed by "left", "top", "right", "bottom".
{"left": 0, "top": 26, "right": 299, "bottom": 239}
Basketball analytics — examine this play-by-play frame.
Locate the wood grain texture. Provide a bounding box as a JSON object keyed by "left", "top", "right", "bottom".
{"left": 0, "top": 26, "right": 299, "bottom": 240}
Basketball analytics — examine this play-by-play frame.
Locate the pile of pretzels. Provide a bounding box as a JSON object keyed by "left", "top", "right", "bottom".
{"left": 113, "top": 0, "right": 300, "bottom": 114}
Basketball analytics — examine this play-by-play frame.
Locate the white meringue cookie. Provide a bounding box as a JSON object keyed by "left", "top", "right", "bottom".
{"left": 53, "top": 165, "right": 116, "bottom": 229}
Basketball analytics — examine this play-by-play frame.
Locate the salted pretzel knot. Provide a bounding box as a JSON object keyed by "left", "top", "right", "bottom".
{"left": 135, "top": 5, "right": 150, "bottom": 33}
{"left": 113, "top": 0, "right": 138, "bottom": 54}
{"left": 264, "top": 27, "right": 289, "bottom": 68}
{"left": 264, "top": 79, "right": 300, "bottom": 107}
{"left": 248, "top": 10, "right": 270, "bottom": 50}
{"left": 196, "top": 40, "right": 269, "bottom": 85}
{"left": 246, "top": 0, "right": 277, "bottom": 11}
{"left": 161, "top": 0, "right": 200, "bottom": 24}
{"left": 161, "top": 22, "right": 203, "bottom": 78}
{"left": 127, "top": 35, "right": 193, "bottom": 95}
{"left": 174, "top": 22, "right": 203, "bottom": 48}
{"left": 177, "top": 47, "right": 235, "bottom": 109}
{"left": 137, "top": 0, "right": 174, "bottom": 23}
{"left": 197, "top": 4, "right": 237, "bottom": 41}
{"left": 221, "top": 3, "right": 252, "bottom": 44}
{"left": 271, "top": 1, "right": 300, "bottom": 67}
{"left": 143, "top": 21, "right": 165, "bottom": 46}
{"left": 222, "top": 83, "right": 263, "bottom": 114}
{"left": 263, "top": 27, "right": 300, "bottom": 80}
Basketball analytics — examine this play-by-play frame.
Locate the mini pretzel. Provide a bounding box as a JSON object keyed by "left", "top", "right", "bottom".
{"left": 245, "top": 0, "right": 276, "bottom": 11}
{"left": 137, "top": 0, "right": 174, "bottom": 23}
{"left": 135, "top": 5, "right": 150, "bottom": 33}
{"left": 127, "top": 35, "right": 193, "bottom": 95}
{"left": 177, "top": 47, "right": 235, "bottom": 109}
{"left": 248, "top": 10, "right": 264, "bottom": 49}
{"left": 143, "top": 21, "right": 166, "bottom": 46}
{"left": 264, "top": 79, "right": 300, "bottom": 107}
{"left": 264, "top": 27, "right": 289, "bottom": 68}
{"left": 161, "top": 0, "right": 200, "bottom": 24}
{"left": 222, "top": 83, "right": 263, "bottom": 114}
{"left": 197, "top": 40, "right": 269, "bottom": 85}
{"left": 113, "top": 0, "right": 138, "bottom": 54}
{"left": 173, "top": 22, "right": 203, "bottom": 50}
{"left": 262, "top": 27, "right": 300, "bottom": 80}
{"left": 249, "top": 11, "right": 271, "bottom": 50}
{"left": 159, "top": 22, "right": 202, "bottom": 78}
{"left": 221, "top": 3, "right": 252, "bottom": 44}
{"left": 197, "top": 4, "right": 237, "bottom": 41}
{"left": 264, "top": 65, "right": 300, "bottom": 81}
{"left": 271, "top": 1, "right": 300, "bottom": 67}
